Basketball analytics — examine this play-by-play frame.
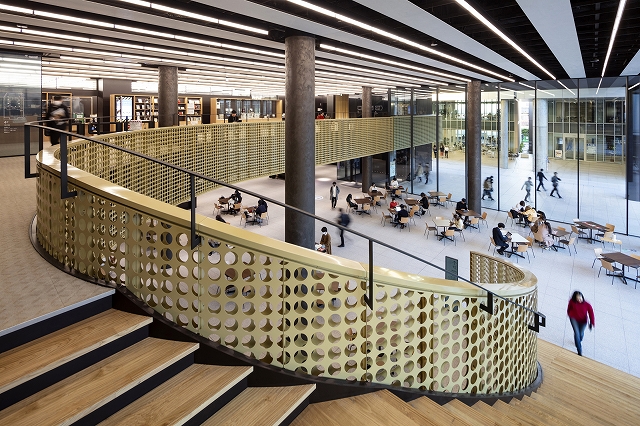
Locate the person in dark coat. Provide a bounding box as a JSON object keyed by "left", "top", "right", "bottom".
{"left": 227, "top": 109, "right": 241, "bottom": 123}
{"left": 492, "top": 222, "right": 510, "bottom": 255}
{"left": 46, "top": 95, "right": 70, "bottom": 146}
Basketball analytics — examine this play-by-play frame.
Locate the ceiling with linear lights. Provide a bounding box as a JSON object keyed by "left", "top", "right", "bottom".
{"left": 0, "top": 0, "right": 638, "bottom": 95}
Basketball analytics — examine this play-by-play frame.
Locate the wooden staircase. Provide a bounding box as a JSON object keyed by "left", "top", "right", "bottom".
{"left": 292, "top": 339, "right": 640, "bottom": 426}
{"left": 0, "top": 295, "right": 314, "bottom": 426}
{"left": 2, "top": 293, "right": 639, "bottom": 425}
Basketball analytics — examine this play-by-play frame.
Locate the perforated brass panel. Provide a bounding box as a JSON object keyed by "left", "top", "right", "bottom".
{"left": 37, "top": 121, "right": 538, "bottom": 395}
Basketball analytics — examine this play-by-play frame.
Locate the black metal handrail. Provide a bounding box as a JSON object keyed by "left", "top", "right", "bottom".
{"left": 24, "top": 119, "right": 546, "bottom": 332}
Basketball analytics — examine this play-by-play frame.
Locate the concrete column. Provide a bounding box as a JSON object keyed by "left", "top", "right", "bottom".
{"left": 361, "top": 86, "right": 373, "bottom": 190}
{"left": 500, "top": 100, "right": 510, "bottom": 169}
{"left": 158, "top": 66, "right": 178, "bottom": 127}
{"left": 535, "top": 99, "right": 549, "bottom": 173}
{"left": 467, "top": 81, "right": 482, "bottom": 212}
{"left": 284, "top": 35, "right": 315, "bottom": 249}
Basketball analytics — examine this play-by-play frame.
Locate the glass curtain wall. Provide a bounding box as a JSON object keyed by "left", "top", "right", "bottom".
{"left": 438, "top": 88, "right": 467, "bottom": 200}
{"left": 480, "top": 85, "right": 500, "bottom": 210}
{"left": 629, "top": 76, "right": 640, "bottom": 235}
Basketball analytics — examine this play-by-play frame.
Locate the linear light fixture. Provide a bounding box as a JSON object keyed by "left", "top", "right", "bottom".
{"left": 602, "top": 0, "right": 628, "bottom": 76}
{"left": 519, "top": 82, "right": 554, "bottom": 97}
{"left": 556, "top": 80, "right": 575, "bottom": 96}
{"left": 629, "top": 81, "right": 640, "bottom": 91}
{"left": 596, "top": 77, "right": 603, "bottom": 94}
{"left": 289, "top": 0, "right": 513, "bottom": 81}
{"left": 320, "top": 44, "right": 470, "bottom": 82}
{"left": 452, "top": 0, "right": 555, "bottom": 80}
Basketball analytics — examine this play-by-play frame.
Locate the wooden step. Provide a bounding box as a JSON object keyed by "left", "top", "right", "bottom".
{"left": 0, "top": 309, "right": 151, "bottom": 394}
{"left": 98, "top": 364, "right": 252, "bottom": 425}
{"left": 409, "top": 395, "right": 473, "bottom": 425}
{"left": 443, "top": 399, "right": 499, "bottom": 426}
{"left": 292, "top": 390, "right": 436, "bottom": 426}
{"left": 524, "top": 393, "right": 597, "bottom": 426}
{"left": 471, "top": 401, "right": 522, "bottom": 426}
{"left": 490, "top": 400, "right": 539, "bottom": 426}
{"left": 509, "top": 397, "right": 567, "bottom": 426}
{"left": 0, "top": 338, "right": 198, "bottom": 426}
{"left": 202, "top": 385, "right": 315, "bottom": 426}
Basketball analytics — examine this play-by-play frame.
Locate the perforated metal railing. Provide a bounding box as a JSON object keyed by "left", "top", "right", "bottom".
{"left": 30, "top": 119, "right": 542, "bottom": 394}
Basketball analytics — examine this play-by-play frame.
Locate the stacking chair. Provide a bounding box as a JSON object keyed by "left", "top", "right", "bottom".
{"left": 438, "top": 196, "right": 447, "bottom": 207}
{"left": 361, "top": 203, "right": 372, "bottom": 215}
{"left": 399, "top": 216, "right": 410, "bottom": 231}
{"left": 479, "top": 212, "right": 488, "bottom": 228}
{"left": 601, "top": 231, "right": 622, "bottom": 250}
{"left": 232, "top": 203, "right": 242, "bottom": 215}
{"left": 393, "top": 189, "right": 402, "bottom": 199}
{"left": 213, "top": 203, "right": 223, "bottom": 216}
{"left": 258, "top": 212, "right": 269, "bottom": 226}
{"left": 629, "top": 254, "right": 640, "bottom": 289}
{"left": 592, "top": 248, "right": 603, "bottom": 268}
{"left": 424, "top": 223, "right": 438, "bottom": 239}
{"left": 488, "top": 237, "right": 497, "bottom": 255}
{"left": 525, "top": 236, "right": 537, "bottom": 258}
{"left": 558, "top": 236, "right": 577, "bottom": 255}
{"left": 409, "top": 206, "right": 419, "bottom": 225}
{"left": 571, "top": 225, "right": 588, "bottom": 240}
{"left": 469, "top": 217, "right": 480, "bottom": 231}
{"left": 598, "top": 258, "right": 626, "bottom": 285}
{"left": 596, "top": 223, "right": 615, "bottom": 241}
{"left": 443, "top": 229, "right": 455, "bottom": 245}
{"left": 445, "top": 193, "right": 454, "bottom": 207}
{"left": 506, "top": 211, "right": 515, "bottom": 226}
{"left": 381, "top": 211, "right": 393, "bottom": 227}
{"left": 515, "top": 244, "right": 530, "bottom": 263}
{"left": 454, "top": 226, "right": 465, "bottom": 242}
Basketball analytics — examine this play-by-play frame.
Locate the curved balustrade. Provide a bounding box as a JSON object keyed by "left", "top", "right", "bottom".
{"left": 35, "top": 122, "right": 538, "bottom": 395}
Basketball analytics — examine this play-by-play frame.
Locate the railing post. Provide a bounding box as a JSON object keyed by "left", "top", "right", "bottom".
{"left": 190, "top": 174, "right": 202, "bottom": 250}
{"left": 364, "top": 240, "right": 374, "bottom": 309}
{"left": 59, "top": 133, "right": 78, "bottom": 199}
{"left": 528, "top": 312, "right": 546, "bottom": 333}
{"left": 480, "top": 291, "right": 494, "bottom": 314}
{"left": 124, "top": 117, "right": 129, "bottom": 131}
{"left": 24, "top": 124, "right": 37, "bottom": 178}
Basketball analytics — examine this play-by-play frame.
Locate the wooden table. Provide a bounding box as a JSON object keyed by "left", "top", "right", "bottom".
{"left": 433, "top": 218, "right": 452, "bottom": 241}
{"left": 602, "top": 252, "right": 640, "bottom": 284}
{"left": 456, "top": 209, "right": 481, "bottom": 228}
{"left": 243, "top": 206, "right": 260, "bottom": 226}
{"left": 218, "top": 197, "right": 233, "bottom": 214}
{"left": 551, "top": 228, "right": 570, "bottom": 250}
{"left": 404, "top": 198, "right": 419, "bottom": 206}
{"left": 354, "top": 198, "right": 372, "bottom": 214}
{"left": 575, "top": 221, "right": 608, "bottom": 243}
{"left": 428, "top": 191, "right": 446, "bottom": 206}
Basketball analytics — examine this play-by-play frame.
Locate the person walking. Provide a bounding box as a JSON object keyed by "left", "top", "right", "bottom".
{"left": 567, "top": 291, "right": 595, "bottom": 356}
{"left": 415, "top": 163, "right": 424, "bottom": 182}
{"left": 329, "top": 181, "right": 340, "bottom": 209}
{"left": 550, "top": 172, "right": 562, "bottom": 198}
{"left": 482, "top": 176, "right": 494, "bottom": 200}
{"left": 336, "top": 208, "right": 350, "bottom": 247}
{"left": 46, "top": 95, "right": 70, "bottom": 146}
{"left": 536, "top": 168, "right": 547, "bottom": 191}
{"left": 521, "top": 177, "right": 533, "bottom": 202}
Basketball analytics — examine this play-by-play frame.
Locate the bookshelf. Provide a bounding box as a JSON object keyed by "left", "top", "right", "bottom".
{"left": 112, "top": 94, "right": 202, "bottom": 127}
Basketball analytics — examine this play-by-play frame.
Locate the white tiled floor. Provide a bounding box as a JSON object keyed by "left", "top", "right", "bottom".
{"left": 4, "top": 153, "right": 639, "bottom": 378}
{"left": 197, "top": 163, "right": 640, "bottom": 378}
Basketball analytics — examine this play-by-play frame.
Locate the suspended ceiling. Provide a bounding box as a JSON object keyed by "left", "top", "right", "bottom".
{"left": 0, "top": 0, "right": 638, "bottom": 95}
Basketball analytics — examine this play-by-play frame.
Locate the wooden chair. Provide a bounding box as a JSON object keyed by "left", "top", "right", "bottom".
{"left": 381, "top": 211, "right": 392, "bottom": 227}
{"left": 558, "top": 236, "right": 577, "bottom": 255}
{"left": 393, "top": 189, "right": 402, "bottom": 199}
{"left": 469, "top": 217, "right": 480, "bottom": 231}
{"left": 592, "top": 248, "right": 603, "bottom": 268}
{"left": 515, "top": 244, "right": 530, "bottom": 263}
{"left": 506, "top": 211, "right": 515, "bottom": 226}
{"left": 399, "top": 216, "right": 410, "bottom": 231}
{"left": 443, "top": 229, "right": 455, "bottom": 245}
{"left": 258, "top": 212, "right": 268, "bottom": 226}
{"left": 445, "top": 193, "right": 454, "bottom": 207}
{"left": 629, "top": 254, "right": 640, "bottom": 289}
{"left": 601, "top": 231, "right": 622, "bottom": 250}
{"left": 232, "top": 203, "right": 242, "bottom": 215}
{"left": 409, "top": 206, "right": 419, "bottom": 225}
{"left": 598, "top": 258, "right": 625, "bottom": 285}
{"left": 596, "top": 223, "right": 615, "bottom": 240}
{"left": 213, "top": 203, "right": 223, "bottom": 216}
{"left": 525, "top": 236, "right": 536, "bottom": 258}
{"left": 424, "top": 223, "right": 437, "bottom": 239}
{"left": 571, "top": 225, "right": 588, "bottom": 239}
{"left": 454, "top": 227, "right": 465, "bottom": 242}
{"left": 239, "top": 209, "right": 247, "bottom": 226}
{"left": 479, "top": 211, "right": 488, "bottom": 228}
{"left": 361, "top": 203, "right": 372, "bottom": 215}
{"left": 438, "top": 196, "right": 446, "bottom": 208}
{"left": 488, "top": 237, "right": 497, "bottom": 255}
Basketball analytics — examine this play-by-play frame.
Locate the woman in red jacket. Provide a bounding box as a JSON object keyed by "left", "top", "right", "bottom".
{"left": 567, "top": 291, "right": 595, "bottom": 356}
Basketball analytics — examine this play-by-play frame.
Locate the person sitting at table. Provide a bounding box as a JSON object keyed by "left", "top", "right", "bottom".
{"left": 345, "top": 193, "right": 358, "bottom": 211}
{"left": 255, "top": 201, "right": 267, "bottom": 223}
{"left": 510, "top": 201, "right": 526, "bottom": 223}
{"left": 449, "top": 214, "right": 464, "bottom": 231}
{"left": 395, "top": 204, "right": 409, "bottom": 228}
{"left": 532, "top": 217, "right": 554, "bottom": 249}
{"left": 455, "top": 198, "right": 468, "bottom": 211}
{"left": 389, "top": 199, "right": 398, "bottom": 209}
{"left": 257, "top": 198, "right": 268, "bottom": 210}
{"left": 390, "top": 177, "right": 399, "bottom": 189}
{"left": 492, "top": 223, "right": 511, "bottom": 256}
{"left": 418, "top": 192, "right": 430, "bottom": 216}
{"left": 317, "top": 226, "right": 331, "bottom": 254}
{"left": 523, "top": 205, "right": 537, "bottom": 225}
{"left": 369, "top": 183, "right": 378, "bottom": 193}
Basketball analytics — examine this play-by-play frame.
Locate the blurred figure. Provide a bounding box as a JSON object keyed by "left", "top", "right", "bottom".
{"left": 46, "top": 95, "right": 70, "bottom": 146}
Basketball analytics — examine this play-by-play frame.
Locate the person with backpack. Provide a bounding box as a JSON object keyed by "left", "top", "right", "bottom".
{"left": 336, "top": 208, "right": 350, "bottom": 247}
